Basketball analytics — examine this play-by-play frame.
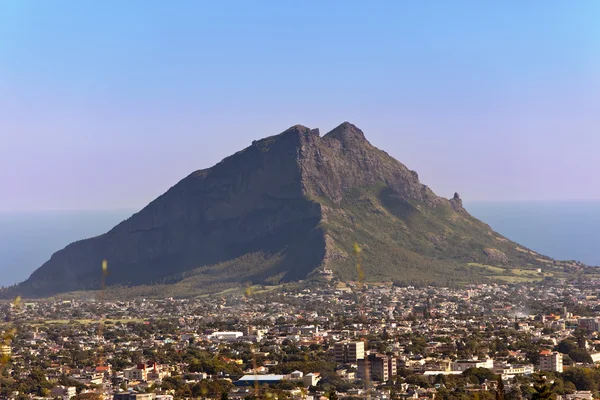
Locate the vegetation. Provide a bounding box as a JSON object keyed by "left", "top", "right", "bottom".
{"left": 320, "top": 184, "right": 561, "bottom": 285}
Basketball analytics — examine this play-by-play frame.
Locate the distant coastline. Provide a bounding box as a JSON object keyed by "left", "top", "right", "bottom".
{"left": 465, "top": 200, "right": 600, "bottom": 267}
{"left": 1, "top": 201, "right": 598, "bottom": 287}
{"left": 0, "top": 209, "right": 134, "bottom": 287}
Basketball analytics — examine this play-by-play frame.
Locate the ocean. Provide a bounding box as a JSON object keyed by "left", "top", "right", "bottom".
{"left": 465, "top": 201, "right": 600, "bottom": 267}
{"left": 0, "top": 210, "right": 133, "bottom": 287}
{"left": 0, "top": 202, "right": 598, "bottom": 287}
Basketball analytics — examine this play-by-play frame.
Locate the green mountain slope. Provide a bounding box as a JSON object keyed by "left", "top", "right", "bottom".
{"left": 319, "top": 184, "right": 555, "bottom": 285}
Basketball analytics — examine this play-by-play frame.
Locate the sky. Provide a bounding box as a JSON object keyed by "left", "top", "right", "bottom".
{"left": 1, "top": 1, "right": 599, "bottom": 211}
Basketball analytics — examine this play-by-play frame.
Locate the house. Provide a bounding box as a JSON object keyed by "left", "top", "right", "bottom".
{"left": 51, "top": 386, "right": 76, "bottom": 400}
{"left": 124, "top": 364, "right": 148, "bottom": 381}
{"left": 209, "top": 332, "right": 244, "bottom": 341}
{"left": 146, "top": 363, "right": 170, "bottom": 381}
{"left": 451, "top": 358, "right": 494, "bottom": 372}
{"left": 303, "top": 373, "right": 321, "bottom": 387}
{"left": 559, "top": 391, "right": 593, "bottom": 400}
{"left": 290, "top": 370, "right": 303, "bottom": 380}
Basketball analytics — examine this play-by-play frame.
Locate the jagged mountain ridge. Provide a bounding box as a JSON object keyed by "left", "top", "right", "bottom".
{"left": 14, "top": 122, "right": 555, "bottom": 297}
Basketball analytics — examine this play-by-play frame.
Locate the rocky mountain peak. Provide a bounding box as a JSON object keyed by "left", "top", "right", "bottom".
{"left": 449, "top": 191, "right": 464, "bottom": 212}
{"left": 323, "top": 122, "right": 368, "bottom": 146}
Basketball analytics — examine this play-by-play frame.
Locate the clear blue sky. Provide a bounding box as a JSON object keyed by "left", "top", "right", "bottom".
{"left": 1, "top": 1, "right": 599, "bottom": 211}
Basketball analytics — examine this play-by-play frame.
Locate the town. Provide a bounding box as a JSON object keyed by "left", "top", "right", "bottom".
{"left": 3, "top": 279, "right": 600, "bottom": 400}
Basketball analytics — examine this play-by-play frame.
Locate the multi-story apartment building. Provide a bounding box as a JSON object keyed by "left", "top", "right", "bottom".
{"left": 539, "top": 350, "right": 563, "bottom": 373}
{"left": 124, "top": 364, "right": 149, "bottom": 381}
{"left": 578, "top": 318, "right": 599, "bottom": 333}
{"left": 334, "top": 341, "right": 365, "bottom": 364}
{"left": 358, "top": 353, "right": 397, "bottom": 382}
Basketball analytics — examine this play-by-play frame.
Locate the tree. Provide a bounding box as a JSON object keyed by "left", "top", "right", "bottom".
{"left": 557, "top": 340, "right": 578, "bottom": 355}
{"left": 569, "top": 349, "right": 593, "bottom": 364}
{"left": 463, "top": 368, "right": 496, "bottom": 385}
{"left": 532, "top": 377, "right": 553, "bottom": 400}
{"left": 495, "top": 375, "right": 505, "bottom": 400}
{"left": 327, "top": 391, "right": 338, "bottom": 400}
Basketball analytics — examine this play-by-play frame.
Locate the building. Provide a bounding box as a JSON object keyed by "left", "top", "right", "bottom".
{"left": 146, "top": 362, "right": 170, "bottom": 381}
{"left": 539, "top": 350, "right": 563, "bottom": 373}
{"left": 72, "top": 373, "right": 104, "bottom": 386}
{"left": 209, "top": 332, "right": 244, "bottom": 341}
{"left": 590, "top": 353, "right": 600, "bottom": 363}
{"left": 51, "top": 386, "right": 76, "bottom": 400}
{"left": 124, "top": 364, "right": 148, "bottom": 381}
{"left": 96, "top": 365, "right": 112, "bottom": 376}
{"left": 492, "top": 363, "right": 534, "bottom": 378}
{"left": 235, "top": 375, "right": 285, "bottom": 386}
{"left": 560, "top": 391, "right": 594, "bottom": 400}
{"left": 114, "top": 393, "right": 156, "bottom": 400}
{"left": 578, "top": 318, "right": 597, "bottom": 333}
{"left": 334, "top": 341, "right": 365, "bottom": 364}
{"left": 335, "top": 369, "right": 356, "bottom": 381}
{"left": 290, "top": 370, "right": 304, "bottom": 380}
{"left": 450, "top": 359, "right": 494, "bottom": 372}
{"left": 578, "top": 318, "right": 599, "bottom": 333}
{"left": 303, "top": 373, "right": 321, "bottom": 387}
{"left": 358, "top": 353, "right": 397, "bottom": 382}
{"left": 0, "top": 345, "right": 11, "bottom": 357}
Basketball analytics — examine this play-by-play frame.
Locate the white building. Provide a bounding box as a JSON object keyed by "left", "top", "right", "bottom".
{"left": 51, "top": 386, "right": 76, "bottom": 400}
{"left": 209, "top": 332, "right": 244, "bottom": 341}
{"left": 493, "top": 363, "right": 534, "bottom": 378}
{"left": 124, "top": 365, "right": 148, "bottom": 381}
{"left": 450, "top": 358, "right": 494, "bottom": 372}
{"left": 290, "top": 370, "right": 304, "bottom": 379}
{"left": 561, "top": 391, "right": 593, "bottom": 400}
{"left": 589, "top": 352, "right": 600, "bottom": 363}
{"left": 539, "top": 351, "right": 563, "bottom": 373}
{"left": 303, "top": 373, "right": 321, "bottom": 387}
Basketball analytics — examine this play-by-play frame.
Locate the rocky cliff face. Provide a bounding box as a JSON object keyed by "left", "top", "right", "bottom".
{"left": 15, "top": 122, "right": 553, "bottom": 297}
{"left": 22, "top": 125, "right": 325, "bottom": 295}
{"left": 299, "top": 122, "right": 439, "bottom": 205}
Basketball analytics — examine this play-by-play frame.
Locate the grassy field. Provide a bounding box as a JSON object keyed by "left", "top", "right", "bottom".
{"left": 196, "top": 284, "right": 282, "bottom": 298}
{"left": 467, "top": 262, "right": 553, "bottom": 282}
{"left": 489, "top": 275, "right": 543, "bottom": 283}
{"left": 467, "top": 263, "right": 506, "bottom": 274}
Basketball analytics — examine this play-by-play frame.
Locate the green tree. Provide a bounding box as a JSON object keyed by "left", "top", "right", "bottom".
{"left": 532, "top": 377, "right": 553, "bottom": 400}
{"left": 495, "top": 375, "right": 505, "bottom": 400}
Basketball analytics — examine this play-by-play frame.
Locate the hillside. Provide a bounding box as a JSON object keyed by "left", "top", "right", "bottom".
{"left": 10, "top": 122, "right": 563, "bottom": 297}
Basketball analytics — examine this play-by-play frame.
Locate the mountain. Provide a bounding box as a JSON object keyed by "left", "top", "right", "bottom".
{"left": 11, "top": 122, "right": 564, "bottom": 297}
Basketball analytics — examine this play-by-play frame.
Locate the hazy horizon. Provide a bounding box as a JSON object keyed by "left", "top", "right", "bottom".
{"left": 2, "top": 200, "right": 599, "bottom": 287}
